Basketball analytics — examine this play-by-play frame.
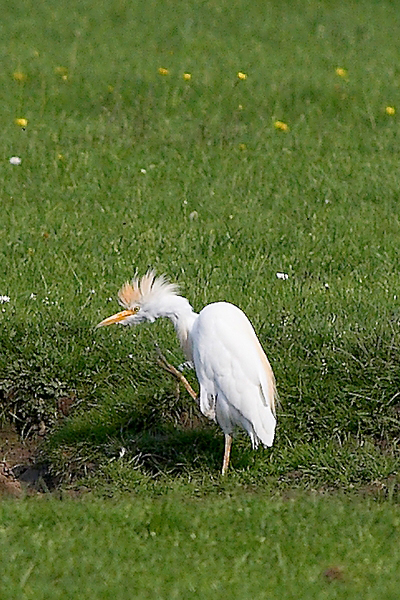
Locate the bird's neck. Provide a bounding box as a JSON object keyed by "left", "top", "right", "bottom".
{"left": 157, "top": 295, "right": 198, "bottom": 361}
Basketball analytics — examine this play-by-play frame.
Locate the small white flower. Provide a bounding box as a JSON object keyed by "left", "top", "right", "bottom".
{"left": 29, "top": 293, "right": 37, "bottom": 300}
{"left": 119, "top": 447, "right": 126, "bottom": 459}
{"left": 9, "top": 156, "right": 21, "bottom": 165}
{"left": 276, "top": 272, "right": 289, "bottom": 280}
{"left": 0, "top": 295, "right": 10, "bottom": 303}
{"left": 140, "top": 168, "right": 147, "bottom": 174}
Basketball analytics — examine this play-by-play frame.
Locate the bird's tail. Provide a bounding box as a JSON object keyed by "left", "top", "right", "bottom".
{"left": 252, "top": 410, "right": 276, "bottom": 448}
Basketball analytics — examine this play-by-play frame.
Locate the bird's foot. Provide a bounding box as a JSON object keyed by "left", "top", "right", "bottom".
{"left": 177, "top": 361, "right": 194, "bottom": 372}
{"left": 154, "top": 344, "right": 199, "bottom": 405}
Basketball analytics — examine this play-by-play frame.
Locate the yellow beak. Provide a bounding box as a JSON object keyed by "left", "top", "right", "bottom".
{"left": 96, "top": 309, "right": 136, "bottom": 328}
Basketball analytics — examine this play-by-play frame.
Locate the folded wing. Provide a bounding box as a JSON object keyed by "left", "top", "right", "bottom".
{"left": 191, "top": 302, "right": 276, "bottom": 447}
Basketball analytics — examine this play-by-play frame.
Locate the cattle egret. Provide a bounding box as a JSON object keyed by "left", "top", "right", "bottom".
{"left": 97, "top": 271, "right": 277, "bottom": 474}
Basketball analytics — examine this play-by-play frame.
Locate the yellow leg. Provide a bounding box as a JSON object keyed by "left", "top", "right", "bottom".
{"left": 155, "top": 344, "right": 198, "bottom": 405}
{"left": 222, "top": 434, "right": 233, "bottom": 475}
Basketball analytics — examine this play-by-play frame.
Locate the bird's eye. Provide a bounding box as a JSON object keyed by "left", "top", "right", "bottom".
{"left": 133, "top": 306, "right": 140, "bottom": 313}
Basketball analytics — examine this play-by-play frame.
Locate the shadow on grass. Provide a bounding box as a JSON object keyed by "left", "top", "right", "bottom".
{"left": 119, "top": 427, "right": 223, "bottom": 475}
{"left": 41, "top": 391, "right": 400, "bottom": 494}
{"left": 46, "top": 406, "right": 225, "bottom": 481}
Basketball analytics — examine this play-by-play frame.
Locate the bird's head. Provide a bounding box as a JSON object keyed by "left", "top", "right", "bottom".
{"left": 96, "top": 270, "right": 181, "bottom": 328}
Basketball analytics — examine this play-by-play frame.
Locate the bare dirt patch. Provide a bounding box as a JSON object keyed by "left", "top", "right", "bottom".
{"left": 0, "top": 426, "right": 51, "bottom": 496}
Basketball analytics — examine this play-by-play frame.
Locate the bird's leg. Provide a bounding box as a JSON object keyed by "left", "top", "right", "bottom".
{"left": 221, "top": 434, "right": 233, "bottom": 476}
{"left": 155, "top": 344, "right": 199, "bottom": 406}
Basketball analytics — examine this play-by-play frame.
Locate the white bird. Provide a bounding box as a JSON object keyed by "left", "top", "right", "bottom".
{"left": 97, "top": 271, "right": 277, "bottom": 475}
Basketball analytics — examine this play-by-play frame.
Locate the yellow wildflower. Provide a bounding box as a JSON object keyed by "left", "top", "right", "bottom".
{"left": 158, "top": 67, "right": 169, "bottom": 75}
{"left": 13, "top": 72, "right": 27, "bottom": 82}
{"left": 274, "top": 120, "right": 289, "bottom": 132}
{"left": 335, "top": 67, "right": 348, "bottom": 78}
{"left": 238, "top": 104, "right": 243, "bottom": 110}
{"left": 237, "top": 72, "right": 247, "bottom": 80}
{"left": 62, "top": 74, "right": 68, "bottom": 81}
{"left": 183, "top": 73, "right": 191, "bottom": 81}
{"left": 239, "top": 143, "right": 247, "bottom": 150}
{"left": 15, "top": 118, "right": 28, "bottom": 127}
{"left": 54, "top": 66, "right": 68, "bottom": 75}
{"left": 385, "top": 106, "right": 395, "bottom": 115}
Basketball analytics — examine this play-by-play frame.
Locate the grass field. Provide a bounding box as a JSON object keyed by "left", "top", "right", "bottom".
{"left": 1, "top": 0, "right": 400, "bottom": 595}
{"left": 2, "top": 493, "right": 400, "bottom": 599}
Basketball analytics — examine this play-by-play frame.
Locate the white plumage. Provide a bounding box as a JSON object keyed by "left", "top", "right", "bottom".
{"left": 192, "top": 302, "right": 276, "bottom": 445}
{"left": 97, "top": 271, "right": 277, "bottom": 474}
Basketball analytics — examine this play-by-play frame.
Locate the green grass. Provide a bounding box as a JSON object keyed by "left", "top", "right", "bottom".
{"left": 2, "top": 0, "right": 399, "bottom": 489}
{"left": 1, "top": 0, "right": 400, "bottom": 523}
{"left": 2, "top": 493, "right": 400, "bottom": 599}
{"left": 2, "top": 0, "right": 400, "bottom": 596}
